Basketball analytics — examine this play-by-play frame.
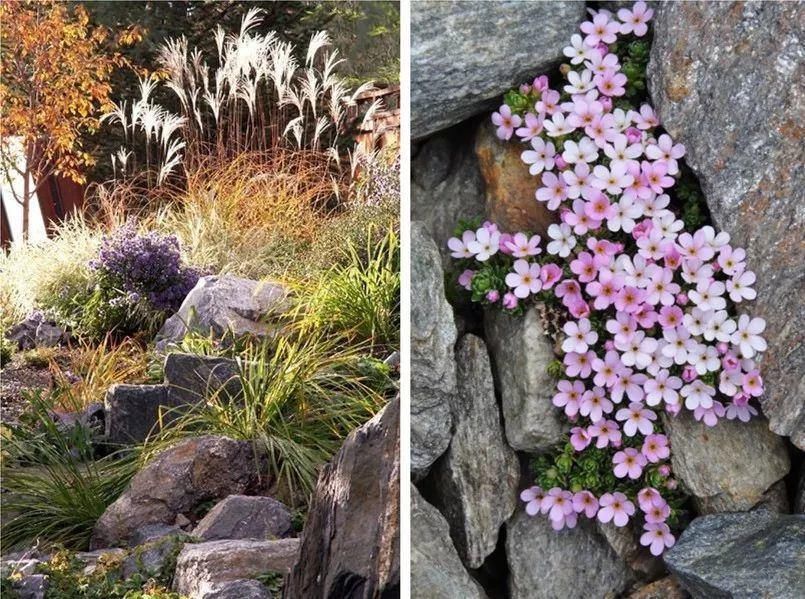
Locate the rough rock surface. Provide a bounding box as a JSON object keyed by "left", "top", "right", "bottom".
{"left": 12, "top": 573, "right": 49, "bottom": 599}
{"left": 6, "top": 313, "right": 66, "bottom": 350}
{"left": 410, "top": 222, "right": 456, "bottom": 478}
{"left": 664, "top": 512, "right": 805, "bottom": 599}
{"left": 156, "top": 275, "right": 289, "bottom": 350}
{"left": 664, "top": 412, "right": 790, "bottom": 513}
{"left": 648, "top": 1, "right": 805, "bottom": 448}
{"left": 475, "top": 122, "right": 557, "bottom": 236}
{"left": 506, "top": 510, "right": 634, "bottom": 599}
{"left": 411, "top": 1, "right": 584, "bottom": 138}
{"left": 201, "top": 579, "right": 271, "bottom": 599}
{"left": 129, "top": 524, "right": 185, "bottom": 546}
{"left": 411, "top": 484, "right": 487, "bottom": 599}
{"left": 173, "top": 539, "right": 299, "bottom": 598}
{"left": 193, "top": 495, "right": 292, "bottom": 542}
{"left": 484, "top": 307, "right": 565, "bottom": 451}
{"left": 91, "top": 435, "right": 267, "bottom": 549}
{"left": 104, "top": 384, "right": 172, "bottom": 445}
{"left": 411, "top": 123, "right": 486, "bottom": 258}
{"left": 285, "top": 398, "right": 399, "bottom": 599}
{"left": 596, "top": 521, "right": 663, "bottom": 579}
{"left": 431, "top": 334, "right": 519, "bottom": 569}
{"left": 121, "top": 535, "right": 186, "bottom": 580}
{"left": 164, "top": 353, "right": 241, "bottom": 406}
{"left": 627, "top": 576, "right": 687, "bottom": 599}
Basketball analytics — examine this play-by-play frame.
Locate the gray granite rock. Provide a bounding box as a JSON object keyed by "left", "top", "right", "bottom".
{"left": 6, "top": 313, "right": 66, "bottom": 350}
{"left": 200, "top": 579, "right": 271, "bottom": 599}
{"left": 164, "top": 353, "right": 241, "bottom": 406}
{"left": 664, "top": 511, "right": 805, "bottom": 599}
{"left": 431, "top": 334, "right": 519, "bottom": 569}
{"left": 12, "top": 573, "right": 49, "bottom": 599}
{"left": 121, "top": 534, "right": 186, "bottom": 580}
{"left": 411, "top": 1, "right": 585, "bottom": 138}
{"left": 104, "top": 384, "right": 172, "bottom": 445}
{"left": 173, "top": 539, "right": 299, "bottom": 598}
{"left": 156, "top": 275, "right": 289, "bottom": 350}
{"left": 411, "top": 123, "right": 486, "bottom": 260}
{"left": 193, "top": 495, "right": 292, "bottom": 542}
{"left": 129, "top": 524, "right": 185, "bottom": 547}
{"left": 411, "top": 484, "right": 487, "bottom": 599}
{"left": 91, "top": 435, "right": 267, "bottom": 549}
{"left": 484, "top": 307, "right": 565, "bottom": 451}
{"left": 664, "top": 412, "right": 790, "bottom": 513}
{"left": 648, "top": 1, "right": 805, "bottom": 449}
{"left": 410, "top": 222, "right": 456, "bottom": 479}
{"left": 506, "top": 510, "right": 634, "bottom": 599}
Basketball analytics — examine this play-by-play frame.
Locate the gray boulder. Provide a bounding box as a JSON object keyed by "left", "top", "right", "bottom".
{"left": 193, "top": 495, "right": 292, "bottom": 542}
{"left": 201, "top": 579, "right": 271, "bottom": 599}
{"left": 411, "top": 1, "right": 585, "bottom": 138}
{"left": 156, "top": 275, "right": 289, "bottom": 350}
{"left": 121, "top": 534, "right": 187, "bottom": 580}
{"left": 6, "top": 313, "right": 65, "bottom": 350}
{"left": 506, "top": 510, "right": 634, "bottom": 599}
{"left": 410, "top": 222, "right": 456, "bottom": 479}
{"left": 129, "top": 524, "right": 185, "bottom": 546}
{"left": 411, "top": 123, "right": 486, "bottom": 258}
{"left": 104, "top": 384, "right": 172, "bottom": 445}
{"left": 285, "top": 398, "right": 400, "bottom": 599}
{"left": 411, "top": 484, "right": 487, "bottom": 599}
{"left": 484, "top": 307, "right": 565, "bottom": 451}
{"left": 173, "top": 539, "right": 299, "bottom": 598}
{"left": 648, "top": 1, "right": 805, "bottom": 448}
{"left": 164, "top": 352, "right": 241, "bottom": 406}
{"left": 12, "top": 574, "right": 49, "bottom": 599}
{"left": 431, "top": 334, "right": 519, "bottom": 569}
{"left": 91, "top": 435, "right": 267, "bottom": 549}
{"left": 664, "top": 511, "right": 805, "bottom": 599}
{"left": 664, "top": 412, "right": 790, "bottom": 513}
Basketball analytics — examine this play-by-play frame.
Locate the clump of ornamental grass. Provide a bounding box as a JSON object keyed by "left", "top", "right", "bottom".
{"left": 144, "top": 330, "right": 385, "bottom": 506}
{"left": 1, "top": 391, "right": 139, "bottom": 551}
{"left": 447, "top": 1, "right": 767, "bottom": 556}
{"left": 103, "top": 9, "right": 379, "bottom": 188}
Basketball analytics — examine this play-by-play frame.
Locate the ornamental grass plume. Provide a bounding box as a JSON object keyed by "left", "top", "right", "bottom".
{"left": 446, "top": 1, "right": 768, "bottom": 556}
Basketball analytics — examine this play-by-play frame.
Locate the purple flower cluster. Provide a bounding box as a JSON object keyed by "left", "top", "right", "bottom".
{"left": 448, "top": 2, "right": 769, "bottom": 555}
{"left": 90, "top": 222, "right": 199, "bottom": 313}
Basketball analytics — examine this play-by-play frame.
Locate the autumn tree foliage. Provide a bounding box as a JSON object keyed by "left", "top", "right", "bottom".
{"left": 0, "top": 0, "right": 131, "bottom": 239}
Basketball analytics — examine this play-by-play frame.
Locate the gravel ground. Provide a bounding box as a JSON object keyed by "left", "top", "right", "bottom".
{"left": 0, "top": 356, "right": 54, "bottom": 426}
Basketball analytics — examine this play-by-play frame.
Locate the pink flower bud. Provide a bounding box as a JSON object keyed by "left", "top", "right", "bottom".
{"left": 675, "top": 292, "right": 688, "bottom": 305}
{"left": 604, "top": 340, "right": 616, "bottom": 352}
{"left": 682, "top": 365, "right": 698, "bottom": 383}
{"left": 625, "top": 127, "right": 642, "bottom": 144}
{"left": 532, "top": 75, "right": 549, "bottom": 93}
{"left": 658, "top": 464, "right": 671, "bottom": 477}
{"left": 631, "top": 219, "right": 653, "bottom": 240}
{"left": 600, "top": 96, "right": 613, "bottom": 111}
{"left": 458, "top": 269, "right": 475, "bottom": 290}
{"left": 665, "top": 479, "right": 678, "bottom": 491}
{"left": 519, "top": 83, "right": 532, "bottom": 95}
{"left": 503, "top": 292, "right": 518, "bottom": 310}
{"left": 482, "top": 221, "right": 499, "bottom": 233}
{"left": 665, "top": 402, "right": 681, "bottom": 416}
{"left": 596, "top": 43, "right": 609, "bottom": 57}
{"left": 486, "top": 290, "right": 500, "bottom": 303}
{"left": 554, "top": 155, "right": 568, "bottom": 170}
{"left": 498, "top": 233, "right": 514, "bottom": 255}
{"left": 722, "top": 353, "right": 740, "bottom": 371}
{"left": 732, "top": 393, "right": 750, "bottom": 407}
{"left": 716, "top": 342, "right": 729, "bottom": 355}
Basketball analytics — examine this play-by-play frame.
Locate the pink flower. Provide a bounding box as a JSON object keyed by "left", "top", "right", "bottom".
{"left": 540, "top": 263, "right": 563, "bottom": 289}
{"left": 614, "top": 285, "right": 645, "bottom": 314}
{"left": 594, "top": 70, "right": 627, "bottom": 97}
{"left": 573, "top": 490, "right": 599, "bottom": 518}
{"left": 504, "top": 232, "right": 542, "bottom": 258}
{"left": 742, "top": 370, "right": 764, "bottom": 397}
{"left": 616, "top": 401, "right": 657, "bottom": 436}
{"left": 658, "top": 305, "right": 684, "bottom": 329}
{"left": 641, "top": 522, "right": 675, "bottom": 556}
{"left": 637, "top": 487, "right": 664, "bottom": 512}
{"left": 502, "top": 292, "right": 518, "bottom": 310}
{"left": 567, "top": 99, "right": 604, "bottom": 130}
{"left": 564, "top": 350, "right": 596, "bottom": 379}
{"left": 492, "top": 104, "right": 521, "bottom": 140}
{"left": 585, "top": 113, "right": 617, "bottom": 147}
{"left": 520, "top": 485, "right": 546, "bottom": 516}
{"left": 585, "top": 192, "right": 616, "bottom": 222}
{"left": 618, "top": 1, "right": 654, "bottom": 37}
{"left": 625, "top": 126, "right": 643, "bottom": 144}
{"left": 553, "top": 380, "right": 585, "bottom": 418}
{"left": 580, "top": 386, "right": 613, "bottom": 422}
{"left": 564, "top": 199, "right": 602, "bottom": 235}
{"left": 580, "top": 13, "right": 620, "bottom": 46}
{"left": 645, "top": 133, "right": 685, "bottom": 175}
{"left": 644, "top": 370, "right": 682, "bottom": 407}
{"left": 592, "top": 350, "right": 626, "bottom": 388}
{"left": 597, "top": 492, "right": 635, "bottom": 527}
{"left": 613, "top": 447, "right": 647, "bottom": 479}
{"left": 536, "top": 89, "right": 561, "bottom": 115}
{"left": 630, "top": 104, "right": 659, "bottom": 130}
{"left": 725, "top": 394, "right": 758, "bottom": 422}
{"left": 641, "top": 434, "right": 670, "bottom": 463}
{"left": 562, "top": 317, "right": 599, "bottom": 353}
{"left": 611, "top": 369, "right": 647, "bottom": 404}
{"left": 570, "top": 252, "right": 599, "bottom": 283}
{"left": 521, "top": 137, "right": 556, "bottom": 175}
{"left": 505, "top": 259, "right": 542, "bottom": 298}
{"left": 589, "top": 419, "right": 622, "bottom": 448}
{"left": 570, "top": 426, "right": 592, "bottom": 451}
{"left": 543, "top": 487, "right": 575, "bottom": 524}
{"left": 485, "top": 290, "right": 500, "bottom": 303}
{"left": 694, "top": 399, "right": 726, "bottom": 427}
{"left": 532, "top": 75, "right": 549, "bottom": 94}
{"left": 537, "top": 172, "right": 569, "bottom": 210}
{"left": 458, "top": 269, "right": 475, "bottom": 290}
{"left": 568, "top": 298, "right": 592, "bottom": 319}
{"left": 641, "top": 160, "right": 674, "bottom": 193}
{"left": 515, "top": 113, "right": 544, "bottom": 142}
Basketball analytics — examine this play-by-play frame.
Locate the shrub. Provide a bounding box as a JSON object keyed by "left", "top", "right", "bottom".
{"left": 1, "top": 392, "right": 139, "bottom": 550}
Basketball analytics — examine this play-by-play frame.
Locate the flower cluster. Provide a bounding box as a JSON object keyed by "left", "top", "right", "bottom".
{"left": 447, "top": 3, "right": 767, "bottom": 555}
{"left": 90, "top": 221, "right": 200, "bottom": 313}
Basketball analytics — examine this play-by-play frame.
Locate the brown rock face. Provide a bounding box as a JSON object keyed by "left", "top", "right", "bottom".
{"left": 475, "top": 121, "right": 557, "bottom": 236}
{"left": 284, "top": 397, "right": 399, "bottom": 599}
{"left": 91, "top": 436, "right": 268, "bottom": 549}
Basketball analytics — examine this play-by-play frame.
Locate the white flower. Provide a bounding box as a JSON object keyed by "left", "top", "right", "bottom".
{"left": 521, "top": 137, "right": 556, "bottom": 176}
{"left": 688, "top": 344, "right": 720, "bottom": 375}
{"left": 688, "top": 279, "right": 726, "bottom": 311}
{"left": 719, "top": 369, "right": 743, "bottom": 396}
{"left": 607, "top": 196, "right": 643, "bottom": 234}
{"left": 726, "top": 269, "right": 757, "bottom": 302}
{"left": 562, "top": 318, "right": 598, "bottom": 354}
{"left": 702, "top": 310, "right": 737, "bottom": 343}
{"left": 662, "top": 326, "right": 696, "bottom": 365}
{"left": 681, "top": 380, "right": 715, "bottom": 411}
{"left": 447, "top": 230, "right": 476, "bottom": 259}
{"left": 731, "top": 314, "right": 767, "bottom": 358}
{"left": 562, "top": 137, "right": 599, "bottom": 164}
{"left": 564, "top": 69, "right": 595, "bottom": 95}
{"left": 683, "top": 307, "right": 712, "bottom": 337}
{"left": 466, "top": 227, "right": 500, "bottom": 262}
{"left": 617, "top": 330, "right": 658, "bottom": 369}
{"left": 563, "top": 34, "right": 595, "bottom": 65}
{"left": 544, "top": 113, "right": 575, "bottom": 137}
{"left": 547, "top": 223, "right": 576, "bottom": 258}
